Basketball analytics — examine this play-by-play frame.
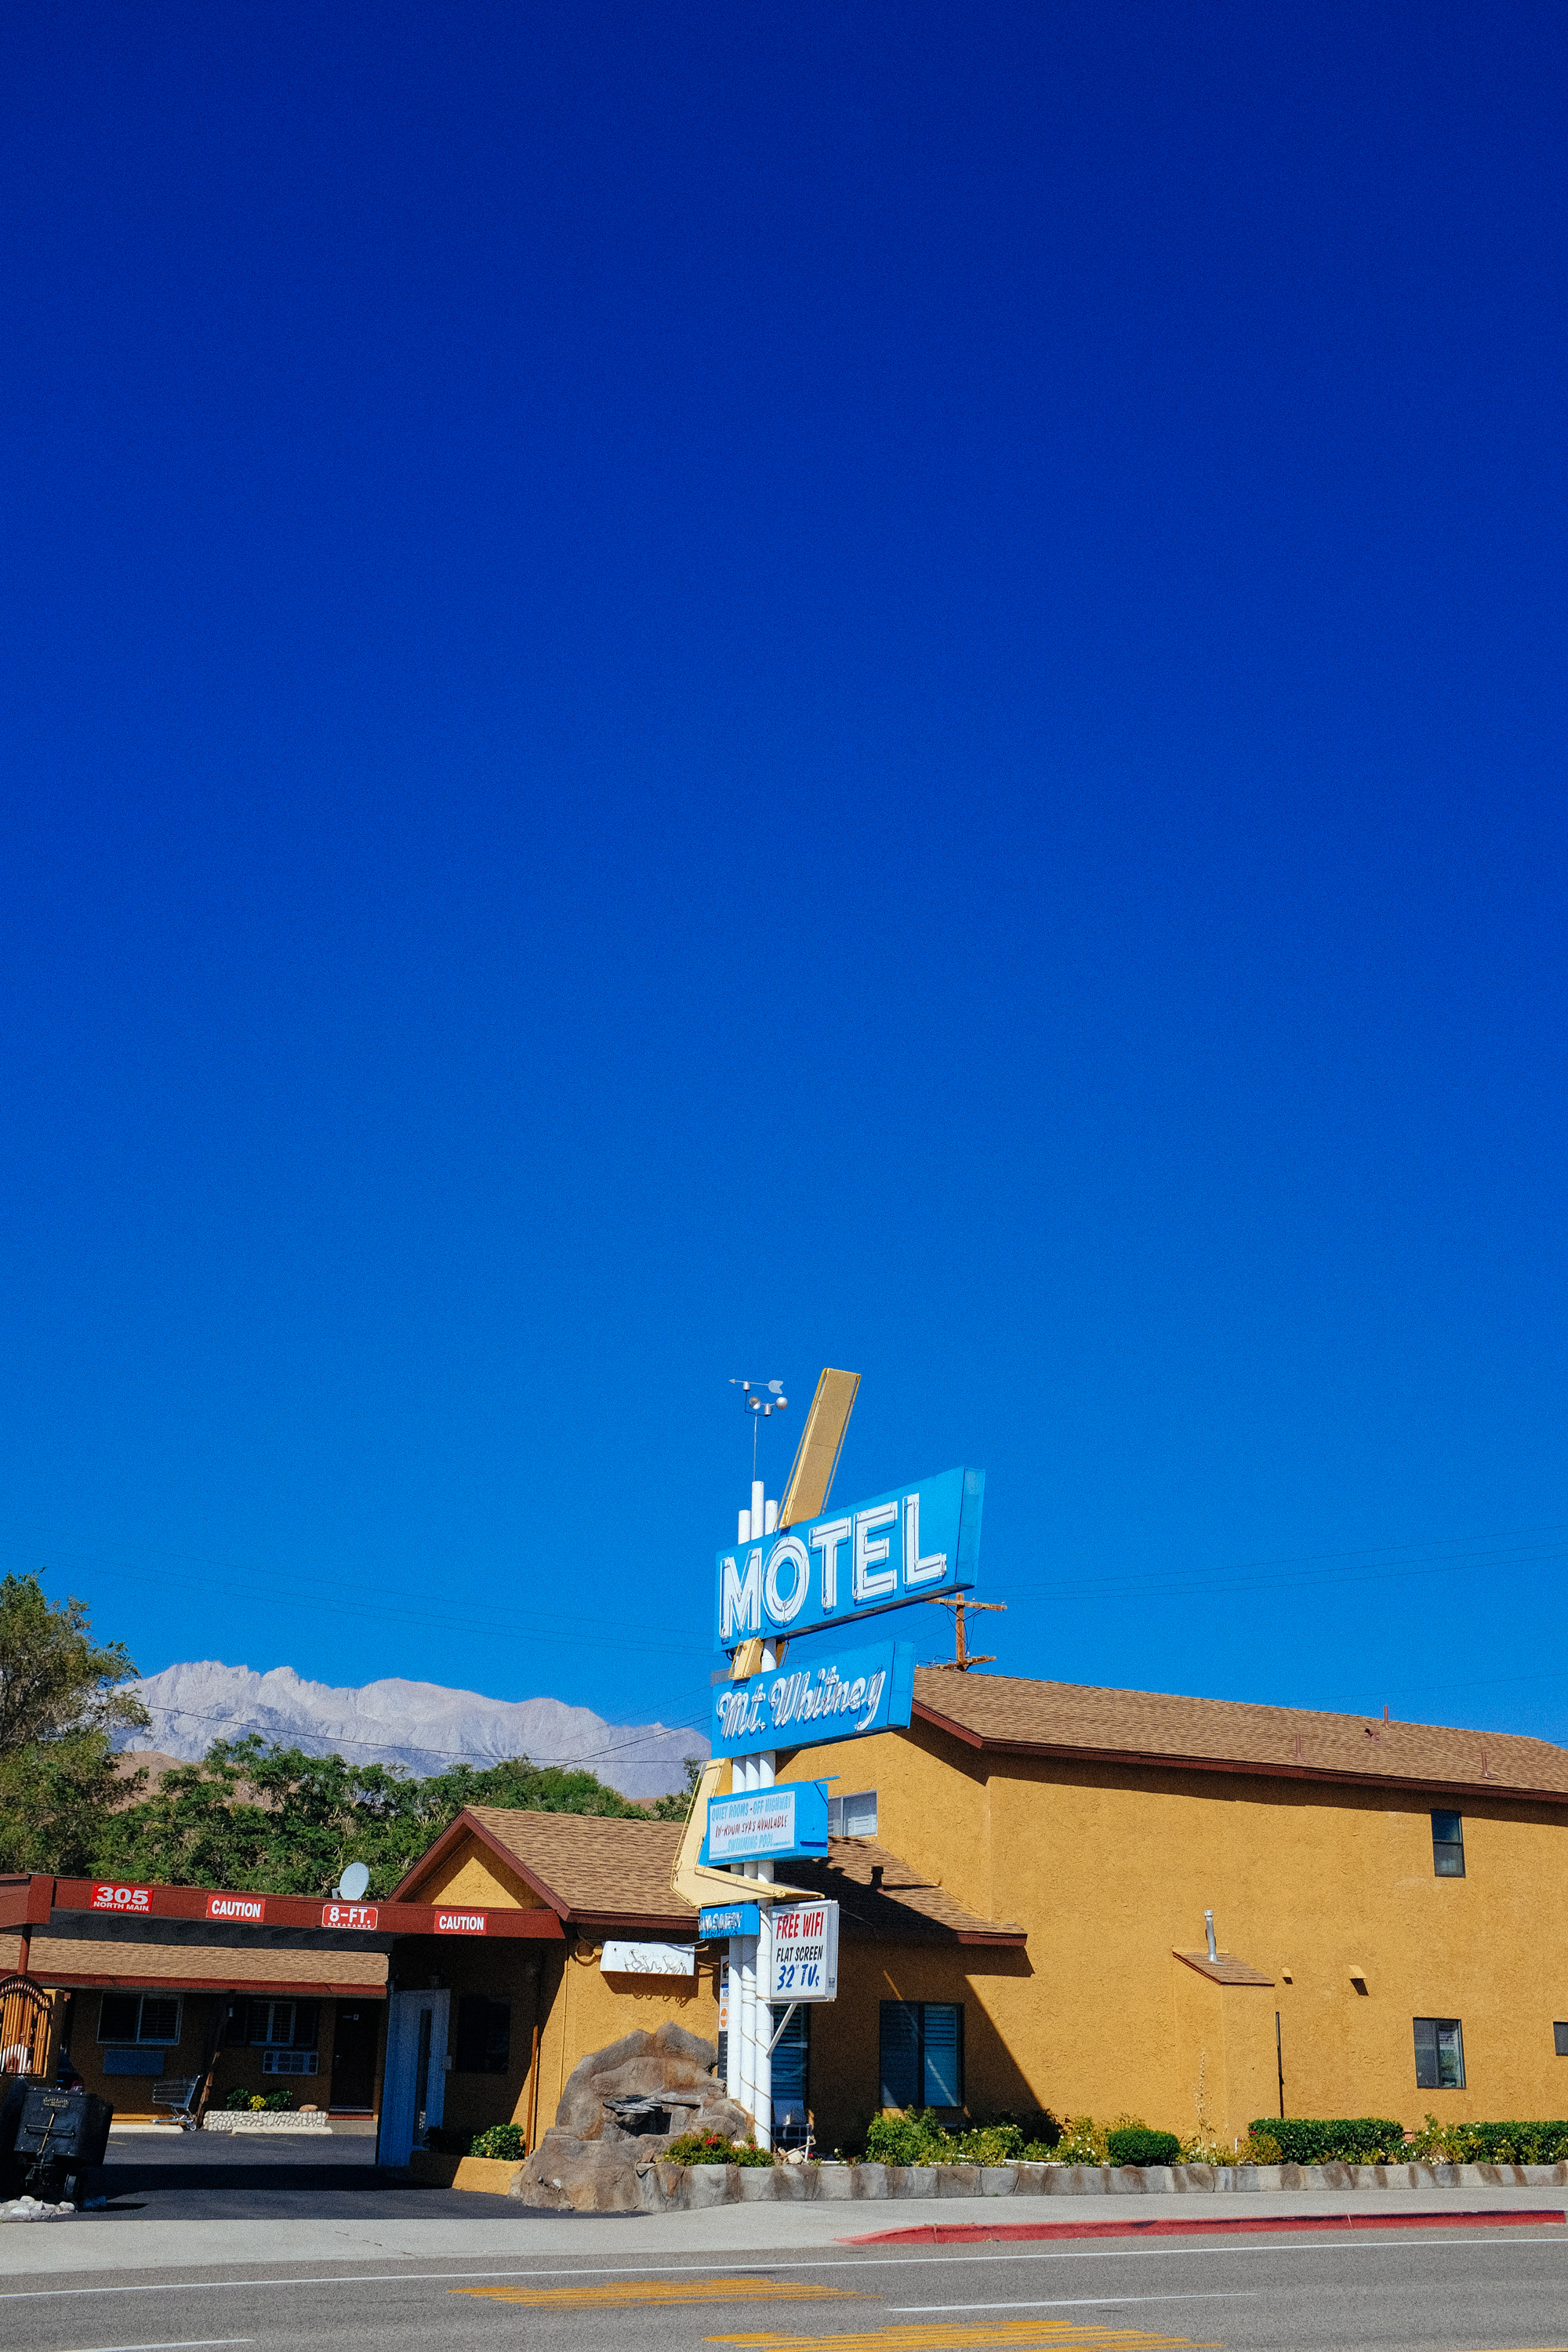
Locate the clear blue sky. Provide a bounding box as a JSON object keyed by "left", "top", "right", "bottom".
{"left": 4, "top": 2, "right": 1566, "bottom": 1772}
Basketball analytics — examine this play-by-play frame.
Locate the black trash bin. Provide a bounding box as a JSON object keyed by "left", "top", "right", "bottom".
{"left": 2, "top": 2086, "right": 113, "bottom": 2203}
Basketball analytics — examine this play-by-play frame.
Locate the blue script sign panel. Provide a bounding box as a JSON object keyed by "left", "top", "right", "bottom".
{"left": 698, "top": 1900, "right": 760, "bottom": 1938}
{"left": 700, "top": 1781, "right": 831, "bottom": 1865}
{"left": 711, "top": 1637, "right": 916, "bottom": 1758}
{"left": 715, "top": 1466, "right": 983, "bottom": 1650}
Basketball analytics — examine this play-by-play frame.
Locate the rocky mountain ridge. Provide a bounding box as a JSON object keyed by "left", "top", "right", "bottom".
{"left": 115, "top": 1659, "right": 706, "bottom": 1801}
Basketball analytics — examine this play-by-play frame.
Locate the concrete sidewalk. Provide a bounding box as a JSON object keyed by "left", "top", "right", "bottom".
{"left": 0, "top": 2181, "right": 1563, "bottom": 2279}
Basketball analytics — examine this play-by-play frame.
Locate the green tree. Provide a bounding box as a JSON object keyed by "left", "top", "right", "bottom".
{"left": 647, "top": 1753, "right": 706, "bottom": 1821}
{"left": 0, "top": 1572, "right": 151, "bottom": 1872}
{"left": 94, "top": 1736, "right": 653, "bottom": 1895}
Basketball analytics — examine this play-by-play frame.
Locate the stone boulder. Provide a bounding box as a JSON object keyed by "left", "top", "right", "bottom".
{"left": 515, "top": 2022, "right": 755, "bottom": 2212}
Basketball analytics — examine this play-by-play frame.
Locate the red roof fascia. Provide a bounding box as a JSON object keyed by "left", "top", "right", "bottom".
{"left": 0, "top": 1878, "right": 54, "bottom": 1929}
{"left": 50, "top": 1878, "right": 562, "bottom": 1939}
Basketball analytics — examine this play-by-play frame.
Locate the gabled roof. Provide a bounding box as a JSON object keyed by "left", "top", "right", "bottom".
{"left": 911, "top": 1669, "right": 1568, "bottom": 1803}
{"left": 394, "top": 1807, "right": 1023, "bottom": 1944}
{"left": 784, "top": 1838, "right": 1024, "bottom": 1945}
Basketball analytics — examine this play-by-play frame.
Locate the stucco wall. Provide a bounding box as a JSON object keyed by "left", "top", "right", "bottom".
{"left": 779, "top": 1718, "right": 1568, "bottom": 2139}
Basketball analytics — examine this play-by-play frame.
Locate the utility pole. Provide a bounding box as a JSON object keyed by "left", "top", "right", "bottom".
{"left": 924, "top": 1592, "right": 1006, "bottom": 1670}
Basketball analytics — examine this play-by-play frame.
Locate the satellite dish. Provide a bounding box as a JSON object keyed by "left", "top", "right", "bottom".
{"left": 339, "top": 1861, "right": 370, "bottom": 1902}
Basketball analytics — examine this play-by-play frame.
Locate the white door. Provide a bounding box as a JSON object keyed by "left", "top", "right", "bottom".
{"left": 377, "top": 1989, "right": 449, "bottom": 2166}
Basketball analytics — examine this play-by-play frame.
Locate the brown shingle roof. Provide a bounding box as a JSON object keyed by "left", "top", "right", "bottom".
{"left": 448, "top": 1809, "right": 1022, "bottom": 1944}
{"left": 912, "top": 1669, "right": 1568, "bottom": 1802}
{"left": 463, "top": 1807, "right": 693, "bottom": 1932}
{"left": 785, "top": 1838, "right": 1024, "bottom": 1944}
{"left": 12, "top": 1935, "right": 387, "bottom": 1994}
{"left": 1174, "top": 1948, "right": 1273, "bottom": 1987}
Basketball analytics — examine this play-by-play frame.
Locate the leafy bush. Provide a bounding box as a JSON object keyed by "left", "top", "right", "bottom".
{"left": 862, "top": 2111, "right": 1062, "bottom": 2167}
{"left": 1108, "top": 2127, "right": 1180, "bottom": 2167}
{"left": 470, "top": 2123, "right": 527, "bottom": 2161}
{"left": 1254, "top": 2118, "right": 1405, "bottom": 2164}
{"left": 662, "top": 2130, "right": 774, "bottom": 2167}
{"left": 260, "top": 2091, "right": 292, "bottom": 2111}
{"left": 224, "top": 2088, "right": 252, "bottom": 2111}
{"left": 1051, "top": 2114, "right": 1110, "bottom": 2165}
{"left": 1400, "top": 2115, "right": 1568, "bottom": 2165}
{"left": 1237, "top": 2130, "right": 1282, "bottom": 2164}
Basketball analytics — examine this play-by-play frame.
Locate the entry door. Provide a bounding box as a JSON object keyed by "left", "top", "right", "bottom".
{"left": 377, "top": 1989, "right": 449, "bottom": 2166}
{"left": 331, "top": 2002, "right": 381, "bottom": 2112}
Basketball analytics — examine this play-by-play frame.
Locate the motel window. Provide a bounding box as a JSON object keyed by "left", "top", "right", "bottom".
{"left": 829, "top": 1790, "right": 878, "bottom": 1838}
{"left": 880, "top": 2001, "right": 964, "bottom": 2111}
{"left": 223, "top": 1998, "right": 318, "bottom": 2050}
{"left": 1431, "top": 1812, "right": 1465, "bottom": 1878}
{"left": 1555, "top": 2024, "right": 1568, "bottom": 2058}
{"left": 455, "top": 1997, "right": 511, "bottom": 2074}
{"left": 98, "top": 1992, "right": 182, "bottom": 2046}
{"left": 1414, "top": 2017, "right": 1465, "bottom": 2091}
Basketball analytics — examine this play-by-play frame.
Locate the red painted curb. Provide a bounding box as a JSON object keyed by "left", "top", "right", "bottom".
{"left": 841, "top": 2207, "right": 1566, "bottom": 2245}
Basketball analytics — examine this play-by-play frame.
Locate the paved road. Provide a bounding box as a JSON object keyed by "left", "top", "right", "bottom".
{"left": 2, "top": 2221, "right": 1568, "bottom": 2352}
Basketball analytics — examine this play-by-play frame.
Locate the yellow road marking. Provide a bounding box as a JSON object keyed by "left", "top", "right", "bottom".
{"left": 705, "top": 2326, "right": 1218, "bottom": 2352}
{"left": 456, "top": 2278, "right": 871, "bottom": 2308}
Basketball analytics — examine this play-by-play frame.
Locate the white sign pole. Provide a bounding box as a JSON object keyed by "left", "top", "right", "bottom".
{"left": 725, "top": 1480, "right": 776, "bottom": 2153}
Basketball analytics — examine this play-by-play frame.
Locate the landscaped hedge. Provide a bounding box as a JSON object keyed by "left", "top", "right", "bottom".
{"left": 1254, "top": 2118, "right": 1406, "bottom": 2163}
{"left": 470, "top": 2123, "right": 527, "bottom": 2161}
{"left": 862, "top": 2110, "right": 1062, "bottom": 2165}
{"left": 1108, "top": 2127, "right": 1181, "bottom": 2167}
{"left": 1256, "top": 2115, "right": 1568, "bottom": 2165}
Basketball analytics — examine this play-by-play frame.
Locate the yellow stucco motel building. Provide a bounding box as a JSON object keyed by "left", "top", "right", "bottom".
{"left": 7, "top": 1667, "right": 1567, "bottom": 2154}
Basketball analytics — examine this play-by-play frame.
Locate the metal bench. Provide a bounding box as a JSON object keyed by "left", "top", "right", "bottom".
{"left": 150, "top": 2075, "right": 202, "bottom": 2129}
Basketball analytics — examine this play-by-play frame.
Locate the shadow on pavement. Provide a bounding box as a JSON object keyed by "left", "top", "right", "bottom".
{"left": 83, "top": 2131, "right": 602, "bottom": 2223}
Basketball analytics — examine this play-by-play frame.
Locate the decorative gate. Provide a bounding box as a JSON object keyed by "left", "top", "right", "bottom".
{"left": 0, "top": 1974, "right": 53, "bottom": 2079}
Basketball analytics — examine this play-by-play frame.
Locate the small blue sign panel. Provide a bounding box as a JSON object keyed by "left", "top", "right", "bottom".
{"left": 711, "top": 1638, "right": 916, "bottom": 1758}
{"left": 715, "top": 1466, "right": 983, "bottom": 1650}
{"left": 700, "top": 1780, "right": 831, "bottom": 1866}
{"left": 697, "top": 1900, "right": 760, "bottom": 1939}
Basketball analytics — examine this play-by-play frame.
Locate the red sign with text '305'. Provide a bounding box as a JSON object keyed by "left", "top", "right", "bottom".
{"left": 91, "top": 1884, "right": 151, "bottom": 1913}
{"left": 321, "top": 1902, "right": 379, "bottom": 1929}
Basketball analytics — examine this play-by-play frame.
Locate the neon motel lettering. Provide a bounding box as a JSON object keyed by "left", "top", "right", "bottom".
{"left": 719, "top": 1489, "right": 954, "bottom": 1644}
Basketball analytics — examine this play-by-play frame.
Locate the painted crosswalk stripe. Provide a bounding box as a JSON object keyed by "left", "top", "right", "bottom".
{"left": 458, "top": 2278, "right": 869, "bottom": 2307}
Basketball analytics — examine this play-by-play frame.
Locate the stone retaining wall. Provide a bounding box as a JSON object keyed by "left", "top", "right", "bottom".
{"left": 635, "top": 2158, "right": 1568, "bottom": 2210}
{"left": 202, "top": 2110, "right": 331, "bottom": 2132}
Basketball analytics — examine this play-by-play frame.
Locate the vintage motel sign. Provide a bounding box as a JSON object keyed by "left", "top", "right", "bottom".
{"left": 698, "top": 1899, "right": 760, "bottom": 1938}
{"left": 701, "top": 1781, "right": 830, "bottom": 1866}
{"left": 715, "top": 1466, "right": 984, "bottom": 1650}
{"left": 710, "top": 1634, "right": 916, "bottom": 1756}
{"left": 768, "top": 1900, "right": 838, "bottom": 2002}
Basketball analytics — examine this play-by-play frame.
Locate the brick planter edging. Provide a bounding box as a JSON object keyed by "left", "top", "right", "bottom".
{"left": 643, "top": 2158, "right": 1568, "bottom": 2209}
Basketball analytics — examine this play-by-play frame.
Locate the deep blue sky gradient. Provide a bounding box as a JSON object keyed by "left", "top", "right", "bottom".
{"left": 4, "top": 2, "right": 1567, "bottom": 1780}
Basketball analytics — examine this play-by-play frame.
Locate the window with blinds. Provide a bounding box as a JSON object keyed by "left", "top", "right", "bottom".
{"left": 879, "top": 2000, "right": 964, "bottom": 2110}
{"left": 828, "top": 1790, "right": 878, "bottom": 1837}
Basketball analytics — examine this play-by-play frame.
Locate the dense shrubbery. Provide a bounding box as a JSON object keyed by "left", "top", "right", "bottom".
{"left": 1254, "top": 2118, "right": 1406, "bottom": 2164}
{"left": 862, "top": 2109, "right": 1062, "bottom": 2165}
{"left": 1107, "top": 2127, "right": 1181, "bottom": 2167}
{"left": 1392, "top": 2116, "right": 1568, "bottom": 2165}
{"left": 662, "top": 2130, "right": 775, "bottom": 2167}
{"left": 223, "top": 2088, "right": 292, "bottom": 2112}
{"left": 469, "top": 2123, "right": 527, "bottom": 2161}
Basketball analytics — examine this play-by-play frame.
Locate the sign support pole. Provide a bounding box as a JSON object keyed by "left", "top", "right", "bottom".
{"left": 726, "top": 1640, "right": 776, "bottom": 2152}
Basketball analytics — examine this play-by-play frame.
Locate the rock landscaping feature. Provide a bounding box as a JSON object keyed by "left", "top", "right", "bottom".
{"left": 0, "top": 2197, "right": 75, "bottom": 2222}
{"left": 515, "top": 2022, "right": 755, "bottom": 2212}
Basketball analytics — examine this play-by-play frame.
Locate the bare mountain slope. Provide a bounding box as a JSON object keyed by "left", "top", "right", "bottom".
{"left": 115, "top": 1661, "right": 706, "bottom": 1801}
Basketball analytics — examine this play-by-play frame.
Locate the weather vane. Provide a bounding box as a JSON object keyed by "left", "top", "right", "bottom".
{"left": 730, "top": 1377, "right": 788, "bottom": 1482}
